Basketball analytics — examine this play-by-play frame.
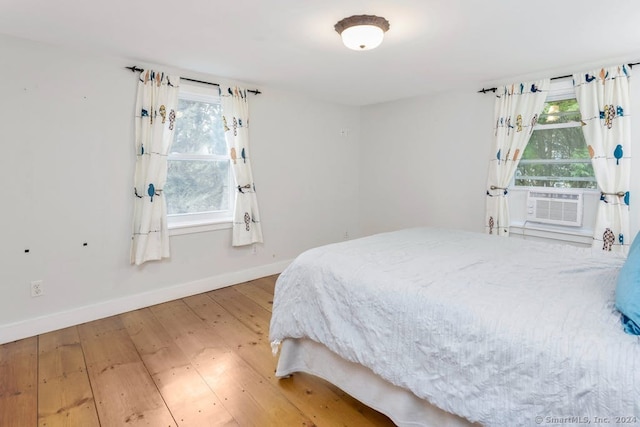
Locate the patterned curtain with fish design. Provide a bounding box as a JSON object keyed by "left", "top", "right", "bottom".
{"left": 573, "top": 65, "right": 631, "bottom": 253}
{"left": 130, "top": 69, "right": 180, "bottom": 265}
{"left": 220, "top": 86, "right": 264, "bottom": 246}
{"left": 485, "top": 79, "right": 550, "bottom": 236}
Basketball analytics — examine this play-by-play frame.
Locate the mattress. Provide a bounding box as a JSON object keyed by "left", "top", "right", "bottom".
{"left": 269, "top": 227, "right": 639, "bottom": 426}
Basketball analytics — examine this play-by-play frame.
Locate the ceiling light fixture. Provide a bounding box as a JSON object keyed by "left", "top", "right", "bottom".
{"left": 334, "top": 15, "right": 390, "bottom": 51}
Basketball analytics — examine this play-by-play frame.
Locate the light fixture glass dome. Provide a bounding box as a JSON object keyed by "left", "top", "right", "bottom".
{"left": 341, "top": 25, "right": 385, "bottom": 50}
{"left": 334, "top": 15, "right": 390, "bottom": 51}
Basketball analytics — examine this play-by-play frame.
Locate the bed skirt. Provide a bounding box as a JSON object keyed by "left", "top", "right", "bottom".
{"left": 275, "top": 338, "right": 478, "bottom": 427}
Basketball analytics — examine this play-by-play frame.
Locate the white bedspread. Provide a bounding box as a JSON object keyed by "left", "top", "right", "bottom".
{"left": 269, "top": 227, "right": 640, "bottom": 426}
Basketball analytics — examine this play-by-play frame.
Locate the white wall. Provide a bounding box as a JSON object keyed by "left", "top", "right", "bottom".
{"left": 359, "top": 71, "right": 640, "bottom": 242}
{"left": 359, "top": 90, "right": 494, "bottom": 235}
{"left": 0, "top": 34, "right": 361, "bottom": 343}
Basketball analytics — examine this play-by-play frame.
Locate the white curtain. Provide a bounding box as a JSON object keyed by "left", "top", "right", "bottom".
{"left": 130, "top": 70, "right": 180, "bottom": 265}
{"left": 220, "top": 86, "right": 264, "bottom": 246}
{"left": 573, "top": 65, "right": 631, "bottom": 253}
{"left": 485, "top": 79, "right": 550, "bottom": 236}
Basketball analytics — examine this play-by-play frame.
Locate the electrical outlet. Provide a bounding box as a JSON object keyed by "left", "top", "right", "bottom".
{"left": 251, "top": 244, "right": 257, "bottom": 255}
{"left": 343, "top": 231, "right": 349, "bottom": 240}
{"left": 31, "top": 280, "right": 43, "bottom": 297}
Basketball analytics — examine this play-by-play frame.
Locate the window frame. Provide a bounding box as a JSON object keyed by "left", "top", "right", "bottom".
{"left": 514, "top": 79, "right": 596, "bottom": 190}
{"left": 166, "top": 83, "right": 234, "bottom": 235}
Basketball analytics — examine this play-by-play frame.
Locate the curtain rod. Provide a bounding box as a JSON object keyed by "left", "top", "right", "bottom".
{"left": 477, "top": 62, "right": 640, "bottom": 94}
{"left": 126, "top": 66, "right": 262, "bottom": 95}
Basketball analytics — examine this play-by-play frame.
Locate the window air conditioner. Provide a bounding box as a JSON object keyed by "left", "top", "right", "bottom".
{"left": 526, "top": 190, "right": 583, "bottom": 227}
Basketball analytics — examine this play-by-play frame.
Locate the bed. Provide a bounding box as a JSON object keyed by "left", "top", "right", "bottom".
{"left": 269, "top": 227, "right": 640, "bottom": 426}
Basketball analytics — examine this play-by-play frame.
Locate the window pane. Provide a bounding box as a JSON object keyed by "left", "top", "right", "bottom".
{"left": 515, "top": 163, "right": 597, "bottom": 189}
{"left": 516, "top": 124, "right": 596, "bottom": 189}
{"left": 172, "top": 98, "right": 226, "bottom": 156}
{"left": 523, "top": 126, "right": 588, "bottom": 160}
{"left": 537, "top": 98, "right": 581, "bottom": 125}
{"left": 165, "top": 160, "right": 230, "bottom": 214}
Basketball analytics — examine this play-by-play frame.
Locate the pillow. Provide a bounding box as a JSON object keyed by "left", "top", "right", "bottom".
{"left": 630, "top": 231, "right": 640, "bottom": 254}
{"left": 615, "top": 233, "right": 640, "bottom": 335}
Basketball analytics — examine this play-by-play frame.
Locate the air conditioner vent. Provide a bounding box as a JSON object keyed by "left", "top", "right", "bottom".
{"left": 526, "top": 190, "right": 583, "bottom": 227}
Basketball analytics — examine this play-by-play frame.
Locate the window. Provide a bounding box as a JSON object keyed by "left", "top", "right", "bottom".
{"left": 515, "top": 80, "right": 596, "bottom": 189}
{"left": 165, "top": 84, "right": 233, "bottom": 229}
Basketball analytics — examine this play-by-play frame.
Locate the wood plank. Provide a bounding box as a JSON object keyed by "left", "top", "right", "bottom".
{"left": 37, "top": 327, "right": 100, "bottom": 427}
{"left": 120, "top": 307, "right": 238, "bottom": 426}
{"left": 252, "top": 275, "right": 277, "bottom": 295}
{"left": 185, "top": 292, "right": 394, "bottom": 426}
{"left": 206, "top": 287, "right": 271, "bottom": 335}
{"left": 0, "top": 337, "right": 38, "bottom": 427}
{"left": 233, "top": 280, "right": 275, "bottom": 313}
{"left": 278, "top": 373, "right": 396, "bottom": 427}
{"left": 150, "top": 299, "right": 314, "bottom": 426}
{"left": 77, "top": 316, "right": 176, "bottom": 426}
{"left": 182, "top": 294, "right": 274, "bottom": 380}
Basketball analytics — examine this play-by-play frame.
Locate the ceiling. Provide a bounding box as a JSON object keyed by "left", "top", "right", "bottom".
{"left": 2, "top": 0, "right": 640, "bottom": 106}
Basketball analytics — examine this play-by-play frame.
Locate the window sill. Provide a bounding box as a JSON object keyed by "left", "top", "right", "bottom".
{"left": 168, "top": 219, "right": 233, "bottom": 236}
{"left": 511, "top": 187, "right": 600, "bottom": 195}
{"left": 510, "top": 220, "right": 593, "bottom": 246}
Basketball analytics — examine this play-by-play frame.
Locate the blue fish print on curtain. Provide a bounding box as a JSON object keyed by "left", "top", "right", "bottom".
{"left": 147, "top": 183, "right": 156, "bottom": 202}
{"left": 614, "top": 145, "right": 623, "bottom": 165}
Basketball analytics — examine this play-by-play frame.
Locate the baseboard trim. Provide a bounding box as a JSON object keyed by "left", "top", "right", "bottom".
{"left": 0, "top": 259, "right": 292, "bottom": 345}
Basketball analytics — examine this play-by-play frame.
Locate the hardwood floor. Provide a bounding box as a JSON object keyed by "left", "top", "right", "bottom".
{"left": 0, "top": 275, "right": 395, "bottom": 426}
